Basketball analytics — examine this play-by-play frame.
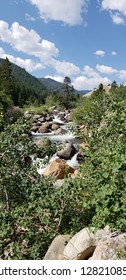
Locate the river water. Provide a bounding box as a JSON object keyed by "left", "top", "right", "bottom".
{"left": 31, "top": 114, "right": 81, "bottom": 175}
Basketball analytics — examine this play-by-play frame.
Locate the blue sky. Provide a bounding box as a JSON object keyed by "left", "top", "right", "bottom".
{"left": 0, "top": 0, "right": 126, "bottom": 90}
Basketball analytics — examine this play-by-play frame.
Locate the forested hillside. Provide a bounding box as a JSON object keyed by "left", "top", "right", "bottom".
{"left": 0, "top": 58, "right": 47, "bottom": 106}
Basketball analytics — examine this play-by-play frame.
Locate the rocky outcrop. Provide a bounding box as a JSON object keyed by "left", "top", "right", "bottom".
{"left": 43, "top": 226, "right": 126, "bottom": 260}
{"left": 43, "top": 158, "right": 75, "bottom": 179}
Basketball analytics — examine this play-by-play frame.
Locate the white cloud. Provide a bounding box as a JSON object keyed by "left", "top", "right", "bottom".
{"left": 73, "top": 75, "right": 111, "bottom": 90}
{"left": 118, "top": 70, "right": 126, "bottom": 80}
{"left": 102, "top": 0, "right": 126, "bottom": 15}
{"left": 0, "top": 21, "right": 59, "bottom": 63}
{"left": 83, "top": 65, "right": 99, "bottom": 77}
{"left": 25, "top": 13, "right": 36, "bottom": 21}
{"left": 111, "top": 51, "right": 117, "bottom": 56}
{"left": 94, "top": 50, "right": 105, "bottom": 57}
{"left": 28, "top": 0, "right": 89, "bottom": 26}
{"left": 110, "top": 12, "right": 125, "bottom": 25}
{"left": 96, "top": 64, "right": 118, "bottom": 75}
{"left": 51, "top": 59, "right": 80, "bottom": 76}
{"left": 0, "top": 47, "right": 44, "bottom": 72}
{"left": 101, "top": 0, "right": 126, "bottom": 24}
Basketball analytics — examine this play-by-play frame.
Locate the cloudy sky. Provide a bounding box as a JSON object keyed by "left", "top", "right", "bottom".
{"left": 0, "top": 0, "right": 126, "bottom": 90}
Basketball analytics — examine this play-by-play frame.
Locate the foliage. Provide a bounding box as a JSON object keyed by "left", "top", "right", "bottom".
{"left": 0, "top": 118, "right": 86, "bottom": 259}
{"left": 0, "top": 90, "right": 13, "bottom": 125}
{"left": 72, "top": 85, "right": 126, "bottom": 231}
{"left": 1, "top": 83, "right": 126, "bottom": 259}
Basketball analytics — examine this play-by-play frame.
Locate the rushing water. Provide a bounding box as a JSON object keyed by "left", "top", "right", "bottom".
{"left": 32, "top": 115, "right": 80, "bottom": 175}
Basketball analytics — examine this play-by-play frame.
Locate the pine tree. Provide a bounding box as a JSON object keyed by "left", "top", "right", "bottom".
{"left": 0, "top": 57, "right": 16, "bottom": 104}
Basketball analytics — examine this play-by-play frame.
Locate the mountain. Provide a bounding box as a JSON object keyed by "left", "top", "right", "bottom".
{"left": 38, "top": 78, "right": 63, "bottom": 92}
{"left": 39, "top": 77, "right": 91, "bottom": 95}
{"left": 0, "top": 58, "right": 47, "bottom": 93}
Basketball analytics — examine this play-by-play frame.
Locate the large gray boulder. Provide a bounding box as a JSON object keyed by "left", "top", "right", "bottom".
{"left": 63, "top": 228, "right": 96, "bottom": 260}
{"left": 91, "top": 232, "right": 126, "bottom": 260}
{"left": 57, "top": 143, "right": 76, "bottom": 160}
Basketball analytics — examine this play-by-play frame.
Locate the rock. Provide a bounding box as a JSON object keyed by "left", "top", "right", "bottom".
{"left": 38, "top": 122, "right": 52, "bottom": 133}
{"left": 51, "top": 123, "right": 60, "bottom": 131}
{"left": 94, "top": 225, "right": 110, "bottom": 243}
{"left": 32, "top": 114, "right": 42, "bottom": 120}
{"left": 65, "top": 113, "right": 72, "bottom": 122}
{"left": 45, "top": 115, "right": 53, "bottom": 122}
{"left": 38, "top": 117, "right": 46, "bottom": 123}
{"left": 43, "top": 158, "right": 75, "bottom": 179}
{"left": 63, "top": 228, "right": 96, "bottom": 260}
{"left": 35, "top": 137, "right": 51, "bottom": 147}
{"left": 43, "top": 235, "right": 71, "bottom": 260}
{"left": 24, "top": 110, "right": 33, "bottom": 119}
{"left": 30, "top": 126, "right": 39, "bottom": 132}
{"left": 91, "top": 232, "right": 126, "bottom": 260}
{"left": 54, "top": 127, "right": 67, "bottom": 135}
{"left": 57, "top": 143, "right": 76, "bottom": 160}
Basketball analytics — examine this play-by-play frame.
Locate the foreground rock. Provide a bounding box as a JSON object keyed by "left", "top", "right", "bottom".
{"left": 43, "top": 235, "right": 71, "bottom": 260}
{"left": 91, "top": 232, "right": 126, "bottom": 260}
{"left": 43, "top": 158, "right": 75, "bottom": 179}
{"left": 43, "top": 226, "right": 126, "bottom": 260}
{"left": 63, "top": 228, "right": 95, "bottom": 260}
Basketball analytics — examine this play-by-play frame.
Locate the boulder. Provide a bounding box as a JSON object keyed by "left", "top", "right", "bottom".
{"left": 45, "top": 116, "right": 53, "bottom": 122}
{"left": 63, "top": 228, "right": 96, "bottom": 260}
{"left": 54, "top": 127, "right": 67, "bottom": 135}
{"left": 43, "top": 235, "right": 71, "bottom": 260}
{"left": 43, "top": 158, "right": 75, "bottom": 179}
{"left": 51, "top": 123, "right": 60, "bottom": 131}
{"left": 35, "top": 137, "right": 51, "bottom": 147}
{"left": 38, "top": 117, "right": 46, "bottom": 123}
{"left": 30, "top": 126, "right": 39, "bottom": 132}
{"left": 57, "top": 143, "right": 76, "bottom": 160}
{"left": 38, "top": 122, "right": 52, "bottom": 133}
{"left": 32, "top": 114, "right": 42, "bottom": 120}
{"left": 91, "top": 232, "right": 126, "bottom": 260}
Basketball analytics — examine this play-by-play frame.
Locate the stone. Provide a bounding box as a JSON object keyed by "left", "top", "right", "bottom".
{"left": 38, "top": 117, "right": 46, "bottom": 123}
{"left": 63, "top": 227, "right": 96, "bottom": 260}
{"left": 57, "top": 143, "right": 76, "bottom": 160}
{"left": 54, "top": 127, "right": 67, "bottom": 135}
{"left": 30, "top": 126, "right": 39, "bottom": 132}
{"left": 91, "top": 232, "right": 126, "bottom": 260}
{"left": 43, "top": 158, "right": 75, "bottom": 179}
{"left": 43, "top": 235, "right": 71, "bottom": 260}
{"left": 35, "top": 137, "right": 51, "bottom": 147}
{"left": 51, "top": 123, "right": 60, "bottom": 131}
{"left": 38, "top": 122, "right": 52, "bottom": 133}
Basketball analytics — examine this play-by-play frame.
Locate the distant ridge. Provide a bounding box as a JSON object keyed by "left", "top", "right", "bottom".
{"left": 39, "top": 77, "right": 91, "bottom": 95}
